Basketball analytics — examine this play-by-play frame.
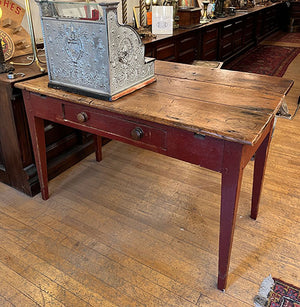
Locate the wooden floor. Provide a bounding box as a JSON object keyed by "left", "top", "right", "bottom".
{"left": 0, "top": 33, "right": 299, "bottom": 306}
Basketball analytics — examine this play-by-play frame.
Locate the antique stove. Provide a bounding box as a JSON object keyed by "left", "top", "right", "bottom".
{"left": 35, "top": 0, "right": 155, "bottom": 100}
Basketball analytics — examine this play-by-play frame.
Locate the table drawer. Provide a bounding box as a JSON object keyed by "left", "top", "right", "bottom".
{"left": 63, "top": 104, "right": 167, "bottom": 150}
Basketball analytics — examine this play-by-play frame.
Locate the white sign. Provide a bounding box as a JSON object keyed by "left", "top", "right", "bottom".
{"left": 152, "top": 6, "right": 173, "bottom": 35}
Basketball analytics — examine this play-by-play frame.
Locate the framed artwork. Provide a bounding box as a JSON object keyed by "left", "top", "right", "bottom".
{"left": 133, "top": 6, "right": 140, "bottom": 28}
{"left": 132, "top": 1, "right": 146, "bottom": 28}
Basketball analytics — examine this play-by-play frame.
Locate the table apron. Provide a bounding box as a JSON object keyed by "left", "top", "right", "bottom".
{"left": 25, "top": 91, "right": 225, "bottom": 172}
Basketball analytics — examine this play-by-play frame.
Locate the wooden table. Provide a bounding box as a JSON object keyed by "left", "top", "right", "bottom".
{"left": 16, "top": 61, "right": 293, "bottom": 290}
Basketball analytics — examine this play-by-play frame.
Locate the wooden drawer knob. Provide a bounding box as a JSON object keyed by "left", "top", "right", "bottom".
{"left": 131, "top": 127, "right": 144, "bottom": 140}
{"left": 77, "top": 112, "right": 88, "bottom": 123}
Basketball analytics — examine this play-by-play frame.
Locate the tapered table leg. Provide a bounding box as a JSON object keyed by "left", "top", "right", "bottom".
{"left": 251, "top": 122, "right": 273, "bottom": 220}
{"left": 27, "top": 116, "right": 49, "bottom": 200}
{"left": 218, "top": 141, "right": 243, "bottom": 290}
{"left": 94, "top": 135, "right": 102, "bottom": 162}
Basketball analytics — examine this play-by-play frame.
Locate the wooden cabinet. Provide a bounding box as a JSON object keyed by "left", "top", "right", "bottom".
{"left": 200, "top": 25, "right": 219, "bottom": 60}
{"left": 218, "top": 17, "right": 254, "bottom": 61}
{"left": 155, "top": 37, "right": 176, "bottom": 61}
{"left": 255, "top": 5, "right": 282, "bottom": 42}
{"left": 289, "top": 1, "right": 300, "bottom": 32}
{"left": 262, "top": 7, "right": 274, "bottom": 36}
{"left": 0, "top": 58, "right": 95, "bottom": 196}
{"left": 145, "top": 37, "right": 176, "bottom": 61}
{"left": 144, "top": 3, "right": 285, "bottom": 63}
{"left": 218, "top": 17, "right": 248, "bottom": 61}
{"left": 177, "top": 31, "right": 199, "bottom": 63}
{"left": 219, "top": 21, "right": 235, "bottom": 60}
{"left": 144, "top": 30, "right": 199, "bottom": 64}
{"left": 255, "top": 10, "right": 265, "bottom": 42}
{"left": 233, "top": 19, "right": 244, "bottom": 53}
{"left": 243, "top": 14, "right": 255, "bottom": 47}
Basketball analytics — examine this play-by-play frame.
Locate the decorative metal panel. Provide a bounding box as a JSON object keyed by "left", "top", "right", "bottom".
{"left": 36, "top": 1, "right": 155, "bottom": 100}
{"left": 106, "top": 8, "right": 154, "bottom": 95}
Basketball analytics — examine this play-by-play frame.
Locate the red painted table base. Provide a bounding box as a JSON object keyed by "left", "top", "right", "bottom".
{"left": 22, "top": 89, "right": 274, "bottom": 291}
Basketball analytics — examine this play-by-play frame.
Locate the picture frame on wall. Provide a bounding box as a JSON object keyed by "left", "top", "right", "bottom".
{"left": 133, "top": 6, "right": 140, "bottom": 28}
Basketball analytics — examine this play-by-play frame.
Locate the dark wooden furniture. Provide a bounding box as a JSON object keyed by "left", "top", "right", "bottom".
{"left": 289, "top": 1, "right": 300, "bottom": 32}
{"left": 144, "top": 29, "right": 200, "bottom": 63}
{"left": 16, "top": 61, "right": 293, "bottom": 290}
{"left": 0, "top": 58, "right": 95, "bottom": 196}
{"left": 177, "top": 8, "right": 202, "bottom": 28}
{"left": 144, "top": 2, "right": 285, "bottom": 63}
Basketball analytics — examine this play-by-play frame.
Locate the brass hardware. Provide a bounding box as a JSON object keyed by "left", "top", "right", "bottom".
{"left": 77, "top": 112, "right": 88, "bottom": 123}
{"left": 131, "top": 127, "right": 144, "bottom": 140}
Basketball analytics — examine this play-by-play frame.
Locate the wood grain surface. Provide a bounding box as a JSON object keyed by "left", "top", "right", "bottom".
{"left": 15, "top": 61, "right": 293, "bottom": 146}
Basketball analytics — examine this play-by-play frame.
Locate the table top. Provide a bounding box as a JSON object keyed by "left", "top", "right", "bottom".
{"left": 16, "top": 61, "right": 293, "bottom": 146}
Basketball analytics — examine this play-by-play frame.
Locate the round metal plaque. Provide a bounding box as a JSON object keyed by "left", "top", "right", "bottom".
{"left": 0, "top": 30, "right": 15, "bottom": 61}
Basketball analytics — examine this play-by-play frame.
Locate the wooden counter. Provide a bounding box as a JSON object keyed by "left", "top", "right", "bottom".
{"left": 144, "top": 2, "right": 287, "bottom": 63}
{"left": 289, "top": 1, "right": 300, "bottom": 32}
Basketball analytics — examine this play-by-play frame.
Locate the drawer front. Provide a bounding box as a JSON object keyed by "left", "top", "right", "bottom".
{"left": 156, "top": 39, "right": 176, "bottom": 61}
{"left": 220, "top": 36, "right": 233, "bottom": 59}
{"left": 222, "top": 22, "right": 234, "bottom": 36}
{"left": 201, "top": 27, "right": 218, "bottom": 60}
{"left": 203, "top": 26, "right": 218, "bottom": 41}
{"left": 233, "top": 22, "right": 243, "bottom": 52}
{"left": 28, "top": 93, "right": 64, "bottom": 120}
{"left": 178, "top": 35, "right": 197, "bottom": 52}
{"left": 63, "top": 104, "right": 167, "bottom": 150}
{"left": 202, "top": 41, "right": 218, "bottom": 60}
{"left": 244, "top": 16, "right": 255, "bottom": 46}
{"left": 220, "top": 22, "right": 234, "bottom": 59}
{"left": 177, "top": 34, "right": 198, "bottom": 63}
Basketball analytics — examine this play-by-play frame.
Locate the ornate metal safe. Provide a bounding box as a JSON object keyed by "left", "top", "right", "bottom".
{"left": 35, "top": 1, "right": 155, "bottom": 100}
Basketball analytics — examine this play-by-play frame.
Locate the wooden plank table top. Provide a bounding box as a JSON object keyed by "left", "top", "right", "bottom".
{"left": 16, "top": 60, "right": 293, "bottom": 291}
{"left": 16, "top": 61, "right": 293, "bottom": 146}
